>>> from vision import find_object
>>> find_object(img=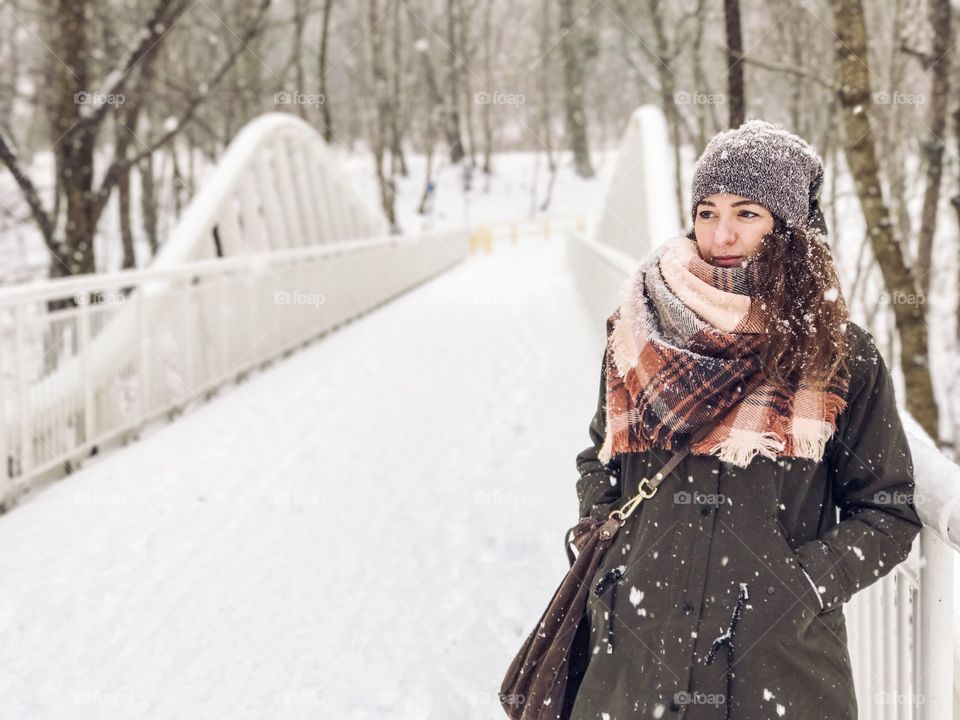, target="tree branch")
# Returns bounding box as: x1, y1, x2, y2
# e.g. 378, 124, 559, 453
0, 130, 55, 243
83, 0, 193, 128
736, 51, 838, 91
91, 0, 273, 221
